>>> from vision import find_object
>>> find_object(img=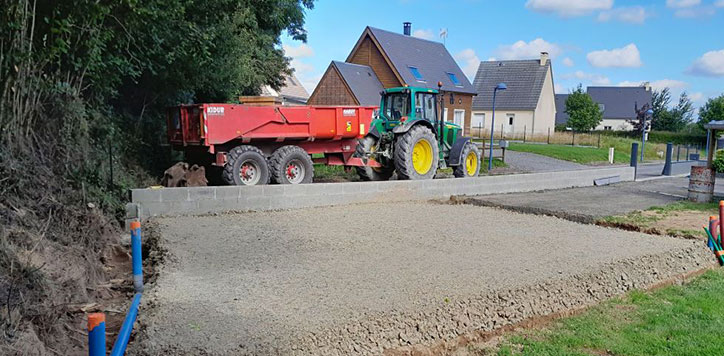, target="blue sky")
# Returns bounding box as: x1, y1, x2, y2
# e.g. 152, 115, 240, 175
281, 0, 724, 110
